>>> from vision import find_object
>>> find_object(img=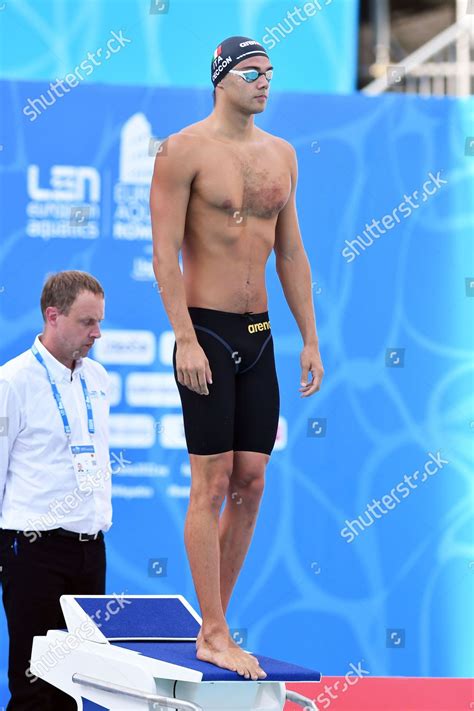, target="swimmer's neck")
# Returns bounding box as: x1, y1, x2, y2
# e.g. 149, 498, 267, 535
208, 104, 257, 143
